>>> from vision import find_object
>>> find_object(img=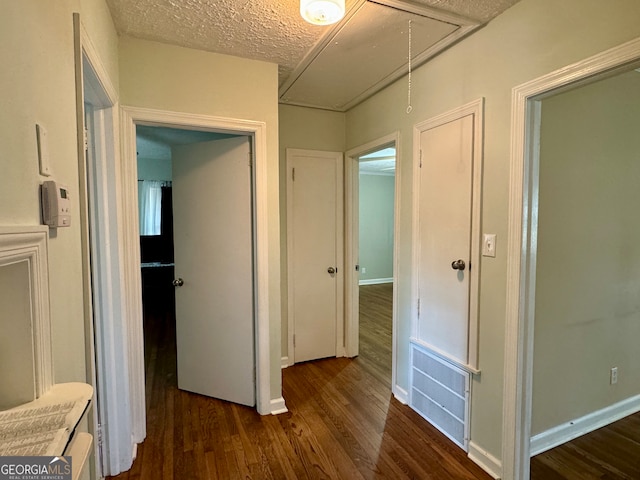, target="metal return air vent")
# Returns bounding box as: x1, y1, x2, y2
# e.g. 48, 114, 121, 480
410, 342, 470, 450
